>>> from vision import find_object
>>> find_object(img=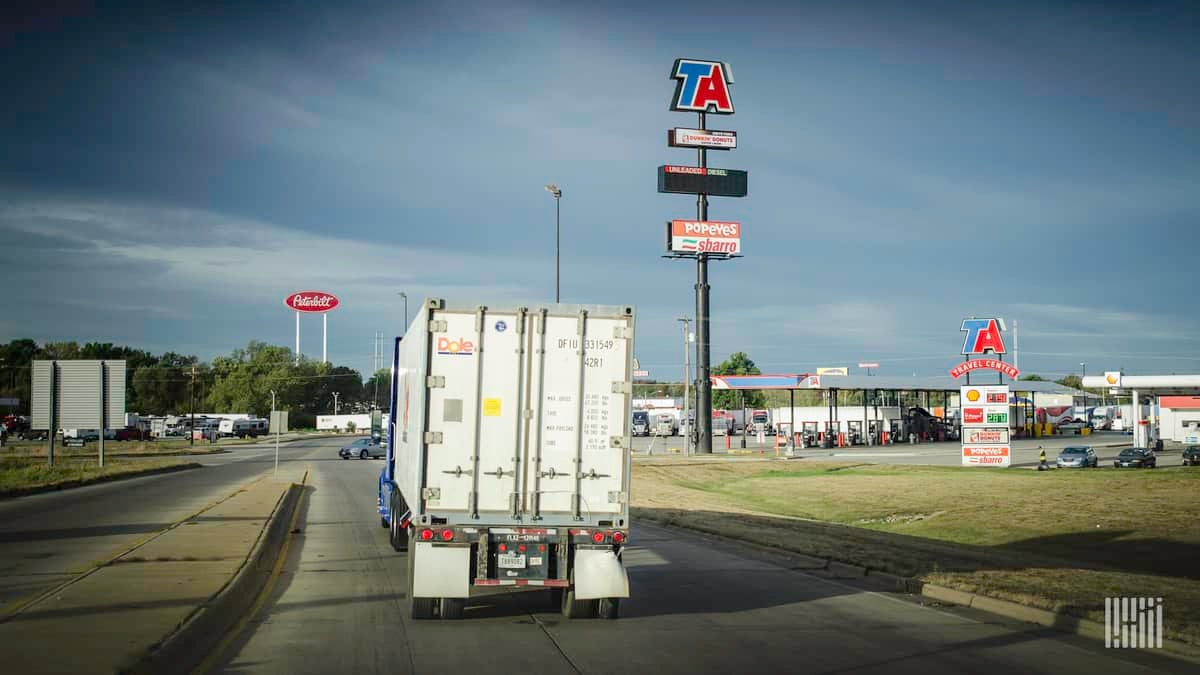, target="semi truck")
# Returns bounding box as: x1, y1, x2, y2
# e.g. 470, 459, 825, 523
378, 299, 633, 620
